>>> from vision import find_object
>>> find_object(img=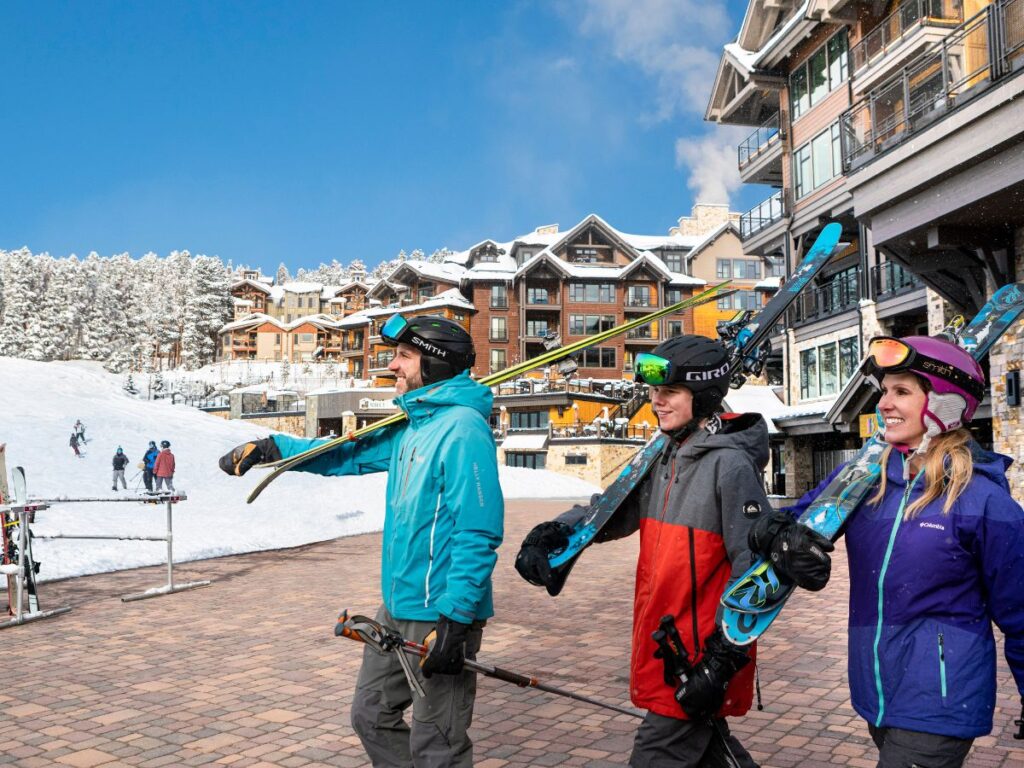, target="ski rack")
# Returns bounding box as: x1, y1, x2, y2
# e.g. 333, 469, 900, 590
0, 500, 71, 629
1, 492, 210, 630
